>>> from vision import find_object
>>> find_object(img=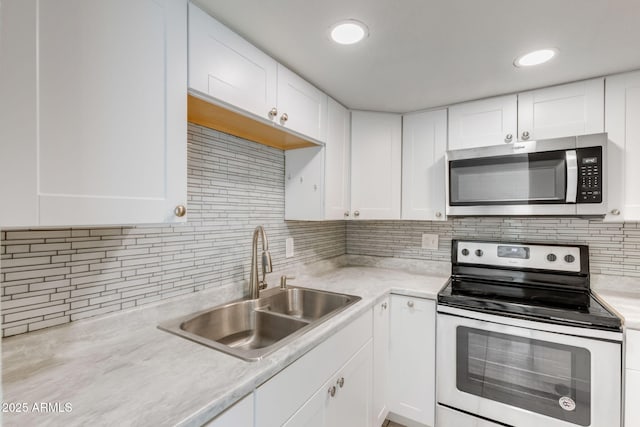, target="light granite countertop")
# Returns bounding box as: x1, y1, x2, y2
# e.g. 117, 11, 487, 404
3, 255, 640, 427
592, 274, 640, 330
1, 256, 449, 427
